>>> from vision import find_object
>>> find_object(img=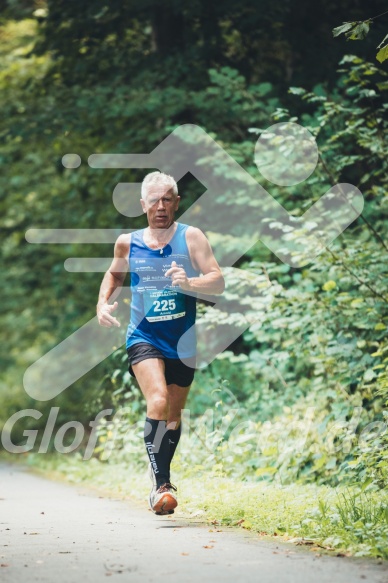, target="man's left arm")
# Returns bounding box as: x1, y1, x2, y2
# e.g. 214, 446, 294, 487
165, 227, 224, 295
